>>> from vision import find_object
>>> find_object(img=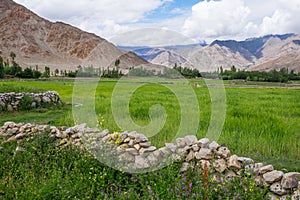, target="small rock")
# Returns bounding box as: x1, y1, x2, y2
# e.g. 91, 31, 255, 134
124, 137, 131, 143
135, 134, 148, 143
118, 152, 135, 163
128, 139, 134, 147
185, 151, 194, 162
15, 132, 27, 140
135, 155, 150, 169
125, 148, 139, 155
165, 143, 177, 153
281, 172, 300, 189
225, 170, 237, 178
259, 165, 274, 174
191, 144, 199, 152
128, 131, 137, 139
270, 182, 288, 196
139, 142, 151, 148
216, 146, 231, 158
7, 105, 14, 111
176, 138, 186, 148
228, 155, 242, 169
15, 146, 25, 152
184, 135, 198, 146
197, 138, 210, 147
134, 144, 141, 151
213, 159, 227, 173
180, 162, 190, 172
98, 129, 109, 138
263, 170, 284, 184
209, 141, 220, 151
195, 148, 212, 160
140, 146, 157, 154
7, 135, 17, 142
237, 157, 254, 165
